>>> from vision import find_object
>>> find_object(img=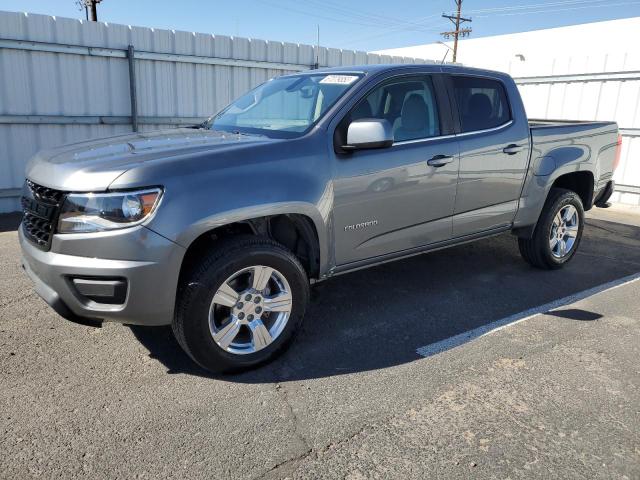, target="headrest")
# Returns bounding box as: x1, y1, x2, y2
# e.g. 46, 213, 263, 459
401, 94, 429, 131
